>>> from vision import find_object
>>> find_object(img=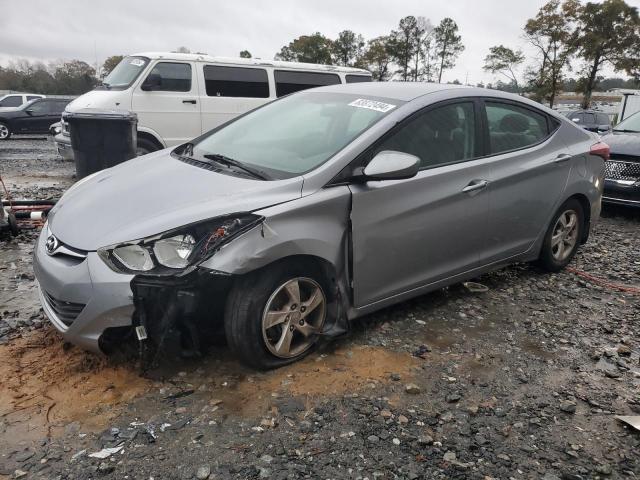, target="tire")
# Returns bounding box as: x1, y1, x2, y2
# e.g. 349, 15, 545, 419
136, 137, 159, 156
537, 198, 584, 272
224, 261, 332, 369
0, 122, 11, 140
